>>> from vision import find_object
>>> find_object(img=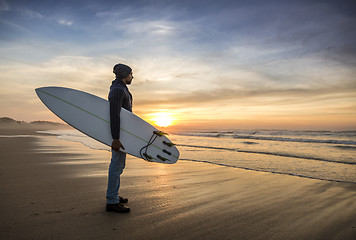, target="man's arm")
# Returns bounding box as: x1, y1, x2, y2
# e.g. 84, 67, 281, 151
109, 88, 125, 152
